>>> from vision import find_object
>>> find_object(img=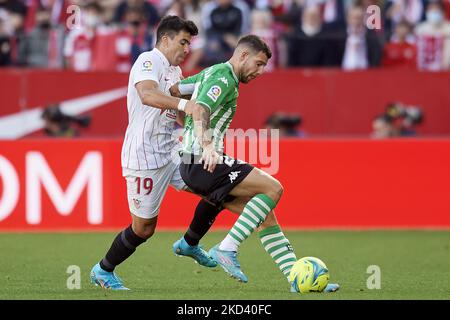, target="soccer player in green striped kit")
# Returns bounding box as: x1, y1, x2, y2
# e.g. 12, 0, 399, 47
171, 35, 339, 293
